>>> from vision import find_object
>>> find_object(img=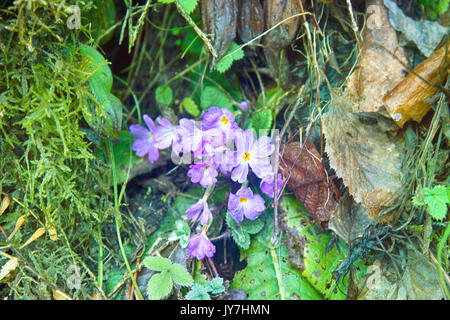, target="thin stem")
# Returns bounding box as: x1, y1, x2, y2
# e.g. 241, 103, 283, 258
97, 223, 103, 289
437, 222, 450, 299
